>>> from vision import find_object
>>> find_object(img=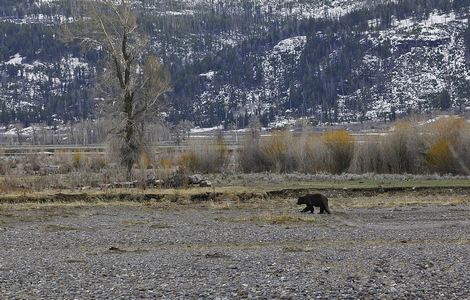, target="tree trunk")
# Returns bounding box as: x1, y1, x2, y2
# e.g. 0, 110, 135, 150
124, 91, 134, 181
